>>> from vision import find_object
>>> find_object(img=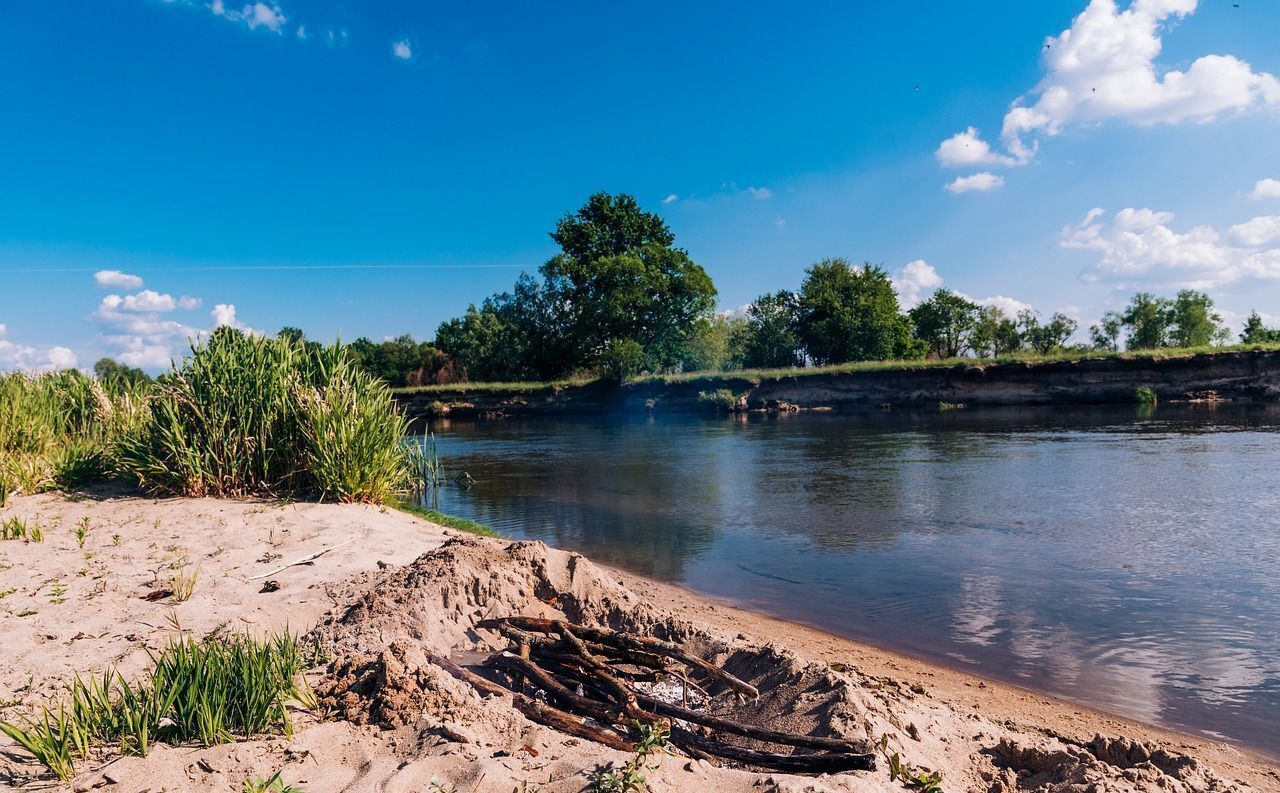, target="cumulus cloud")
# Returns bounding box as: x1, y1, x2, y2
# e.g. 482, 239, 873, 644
935, 128, 1020, 168
746, 186, 772, 200
1251, 178, 1280, 200
392, 38, 412, 60
941, 0, 1280, 167
892, 259, 945, 309
94, 270, 144, 290
945, 172, 1005, 194
1062, 204, 1280, 287
210, 1, 287, 33
0, 323, 78, 373
178, 296, 202, 310
977, 294, 1034, 317
211, 304, 260, 336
